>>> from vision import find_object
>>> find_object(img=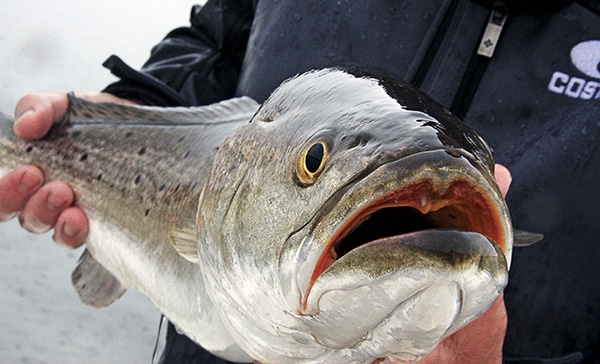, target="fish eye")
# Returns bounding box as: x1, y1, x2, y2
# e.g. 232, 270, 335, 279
297, 142, 329, 186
